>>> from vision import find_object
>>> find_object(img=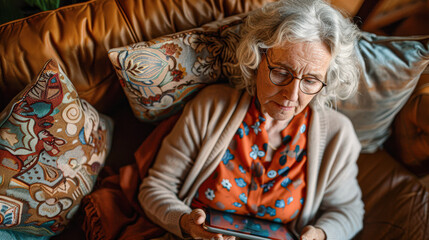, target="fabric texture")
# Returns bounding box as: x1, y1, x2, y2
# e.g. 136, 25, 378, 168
139, 84, 364, 240
81, 114, 180, 240
338, 33, 429, 153
0, 60, 113, 237
108, 14, 245, 122
192, 100, 309, 223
